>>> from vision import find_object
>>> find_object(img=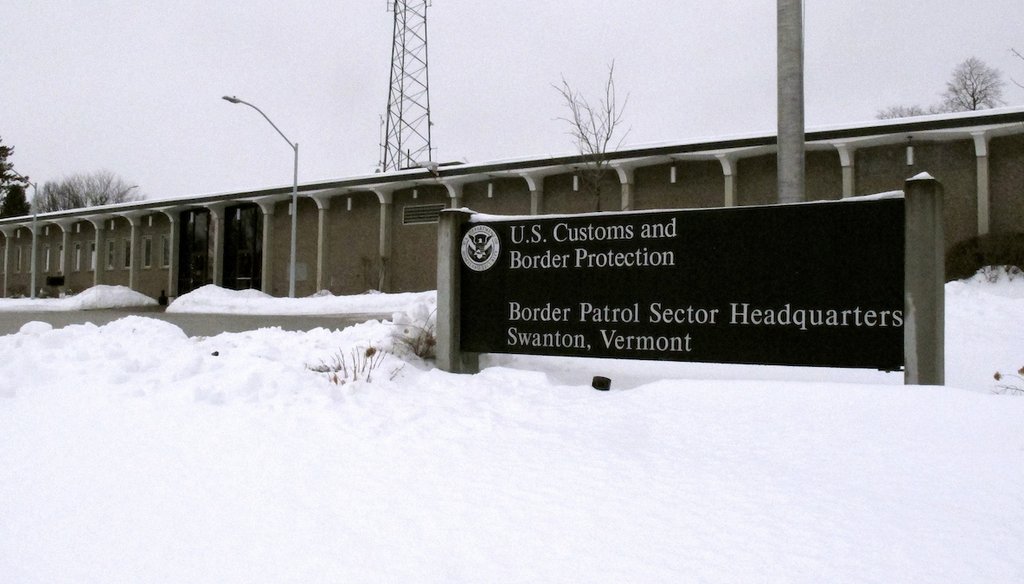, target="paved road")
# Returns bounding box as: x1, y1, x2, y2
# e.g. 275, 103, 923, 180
0, 307, 389, 337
